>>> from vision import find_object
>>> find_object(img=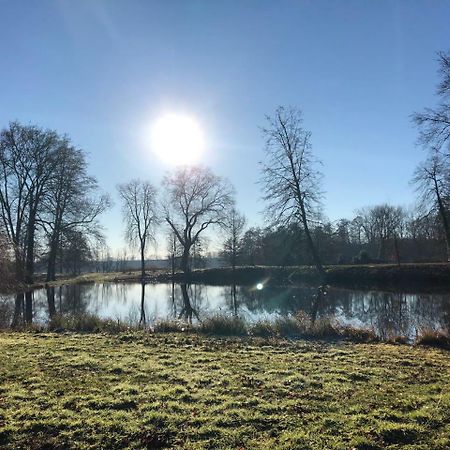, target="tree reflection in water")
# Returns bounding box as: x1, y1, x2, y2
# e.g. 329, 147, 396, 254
178, 284, 200, 323
139, 282, 146, 325
0, 282, 448, 340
